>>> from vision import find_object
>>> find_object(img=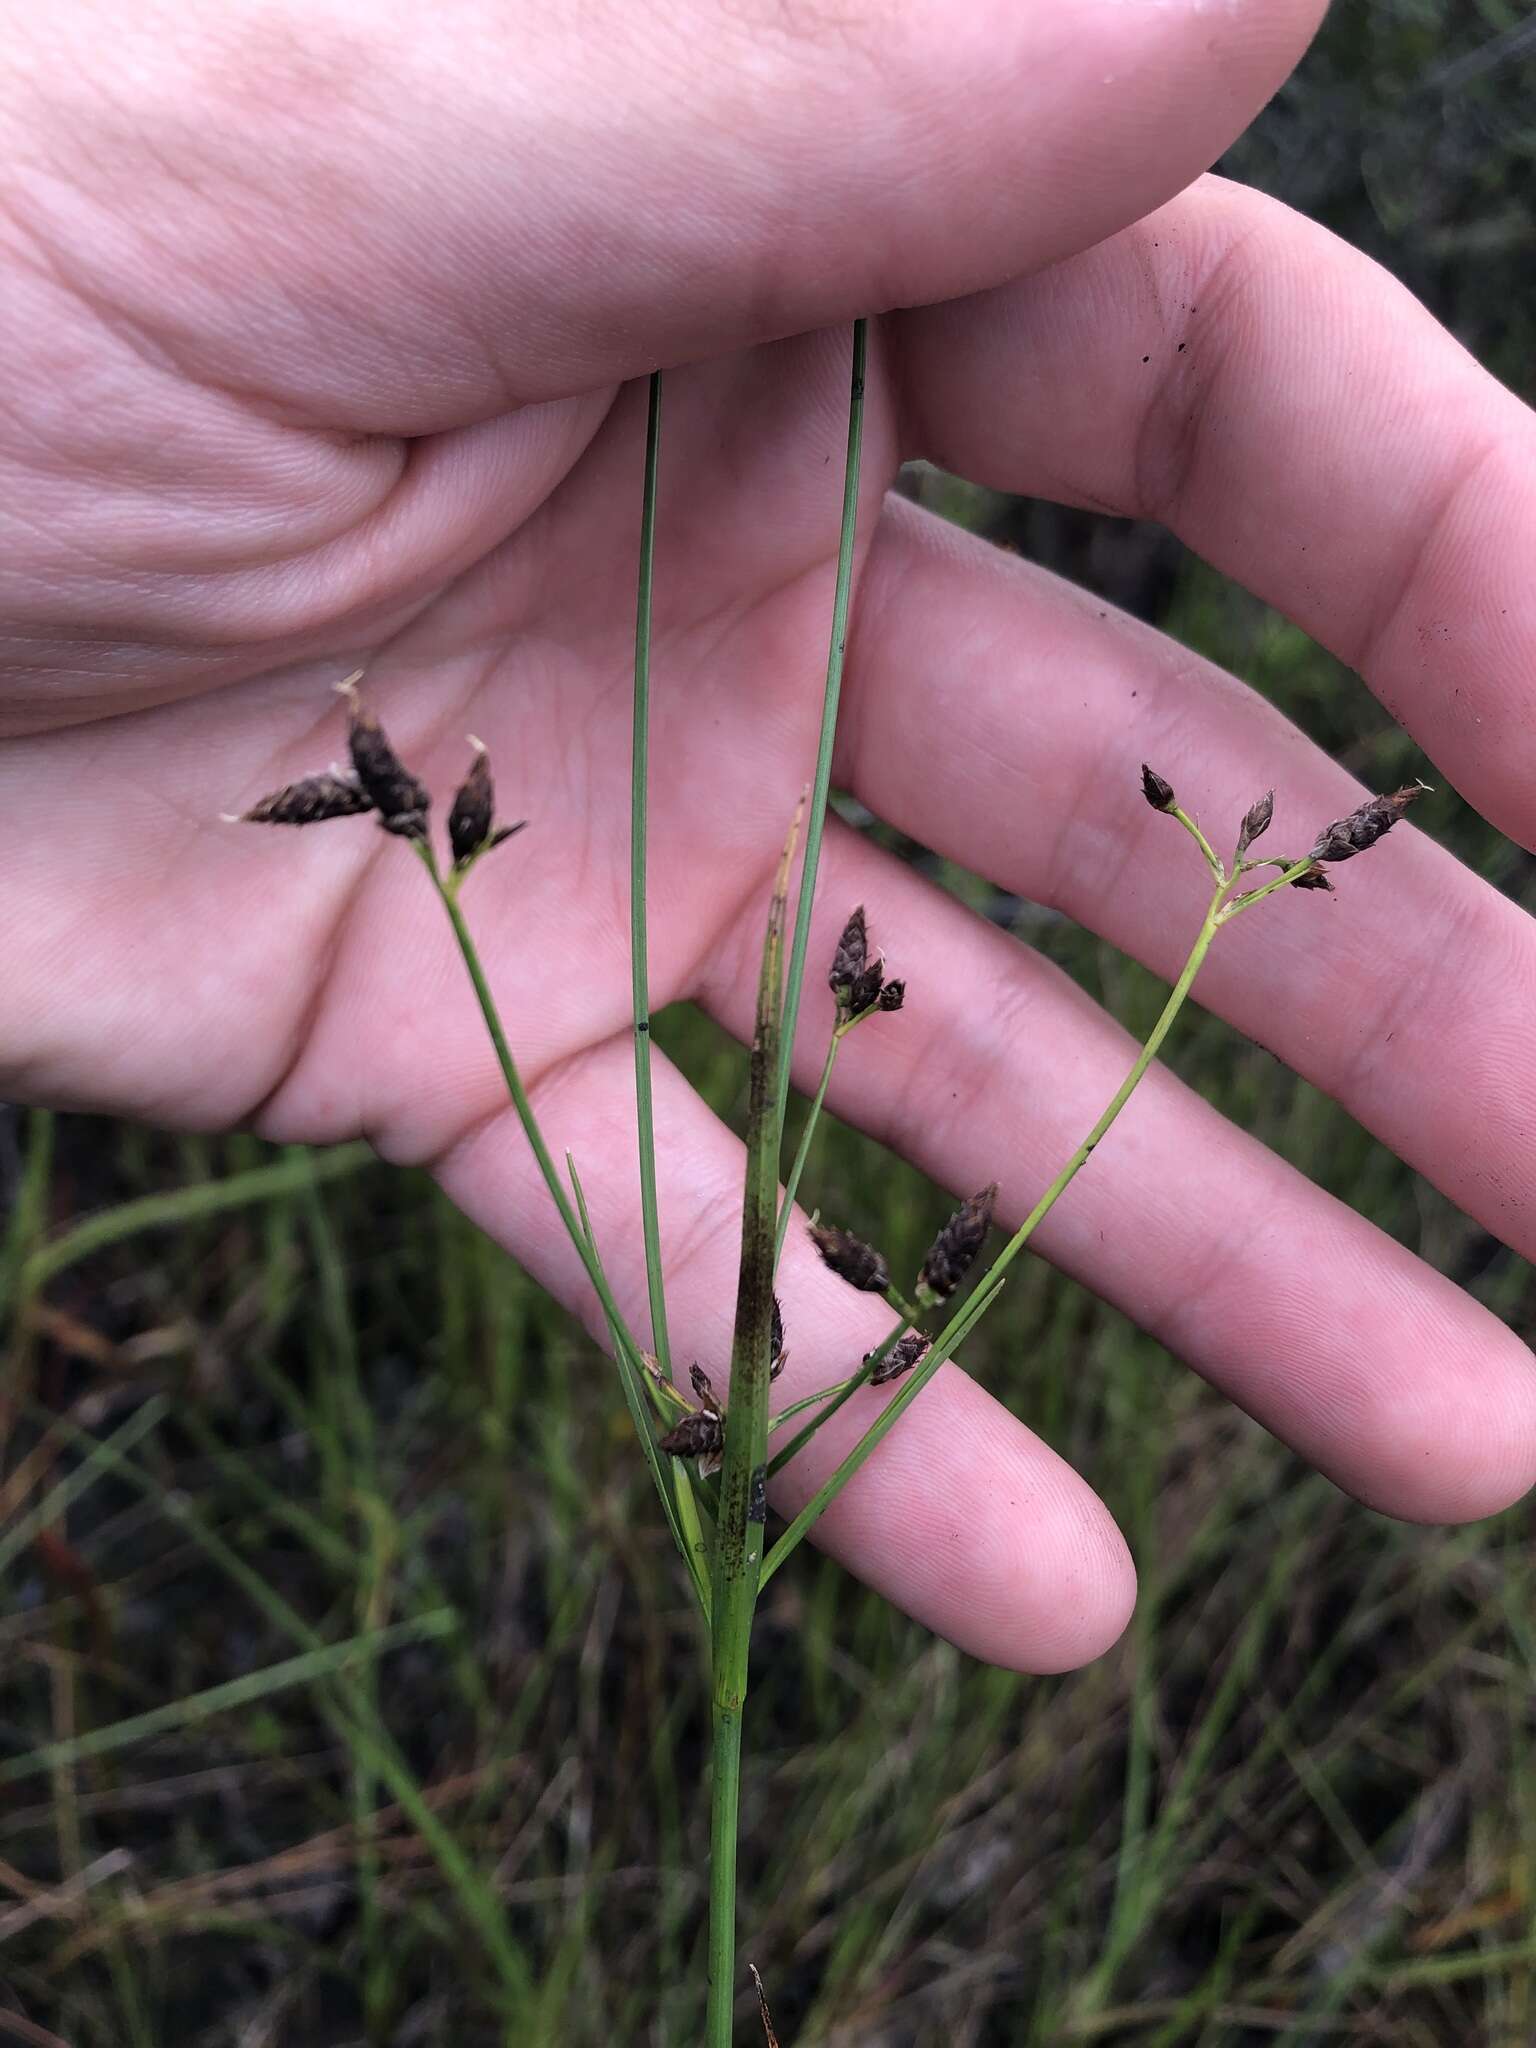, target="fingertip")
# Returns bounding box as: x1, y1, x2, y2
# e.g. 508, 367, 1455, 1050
801, 1361, 1138, 1674
1345, 1319, 1536, 1527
